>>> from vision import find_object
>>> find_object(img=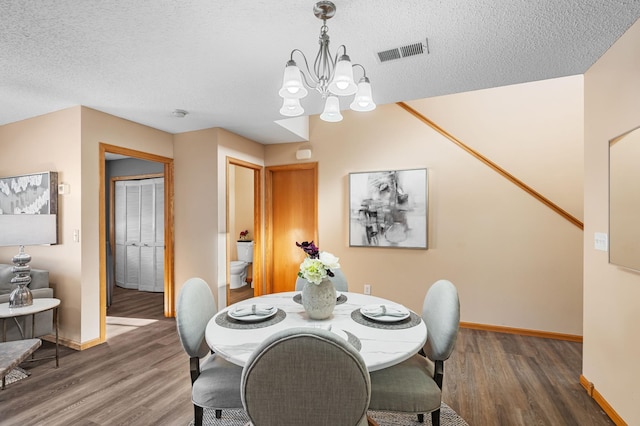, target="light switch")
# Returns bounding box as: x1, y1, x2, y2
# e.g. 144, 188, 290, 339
594, 232, 608, 251
73, 229, 80, 243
